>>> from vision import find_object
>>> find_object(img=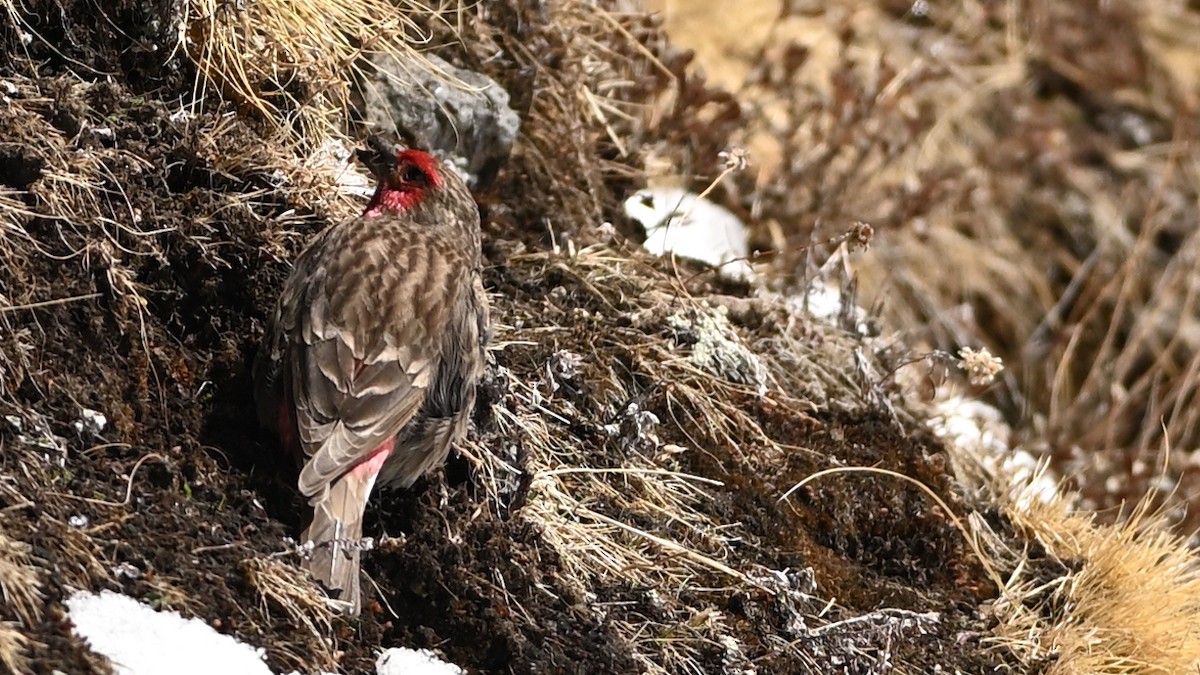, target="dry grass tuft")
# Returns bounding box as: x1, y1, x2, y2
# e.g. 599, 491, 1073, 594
984, 487, 1200, 675
182, 0, 461, 146
0, 532, 42, 628
934, 366, 1200, 674
241, 557, 337, 666
0, 621, 33, 675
